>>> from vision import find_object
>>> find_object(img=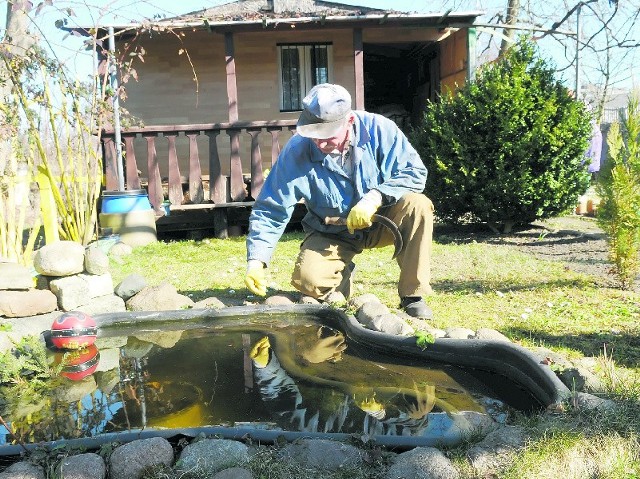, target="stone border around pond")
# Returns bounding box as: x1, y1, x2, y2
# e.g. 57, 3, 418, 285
0, 242, 619, 478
